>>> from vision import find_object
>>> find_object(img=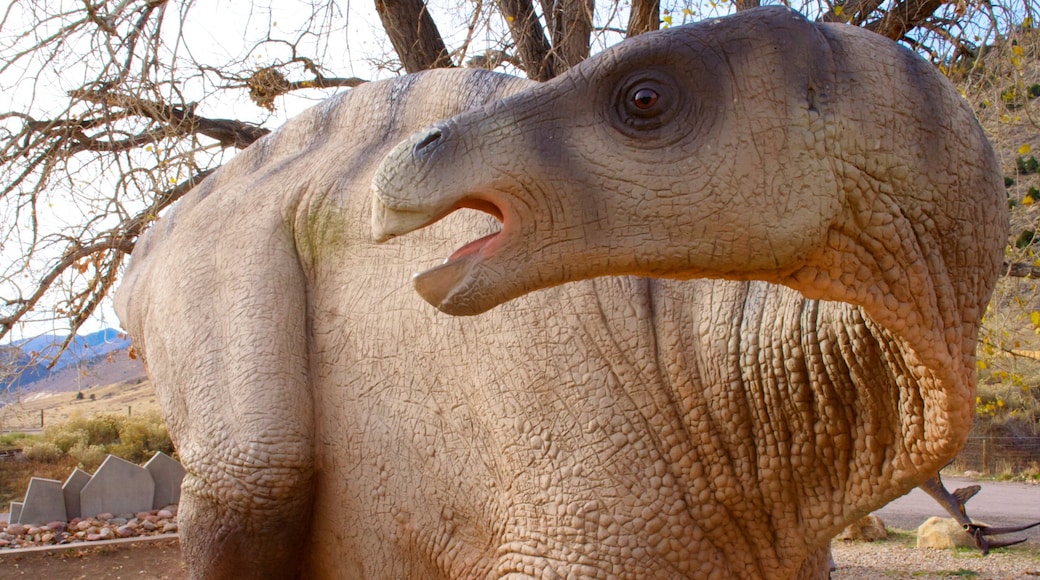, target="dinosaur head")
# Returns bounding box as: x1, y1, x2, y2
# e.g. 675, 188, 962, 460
371, 7, 1006, 366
